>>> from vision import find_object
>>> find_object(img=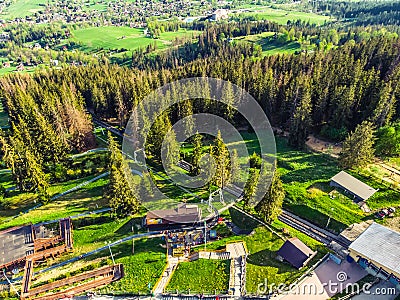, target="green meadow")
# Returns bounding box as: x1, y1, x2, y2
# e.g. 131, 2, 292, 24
234, 6, 331, 25
1, 0, 48, 19
70, 27, 200, 52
